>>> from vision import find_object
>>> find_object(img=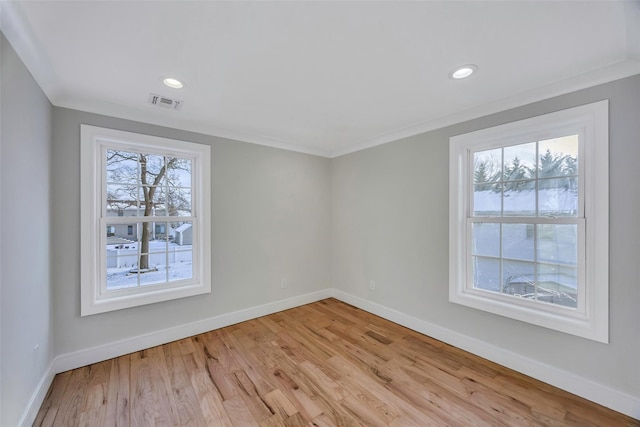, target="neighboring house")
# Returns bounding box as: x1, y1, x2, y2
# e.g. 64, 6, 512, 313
174, 223, 192, 246
105, 206, 171, 241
